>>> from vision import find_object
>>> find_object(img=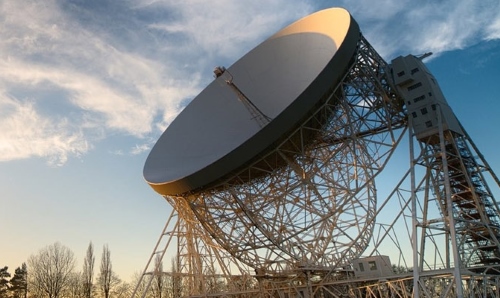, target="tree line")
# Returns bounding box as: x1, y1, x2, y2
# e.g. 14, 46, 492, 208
1, 242, 128, 298
3, 242, 259, 298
